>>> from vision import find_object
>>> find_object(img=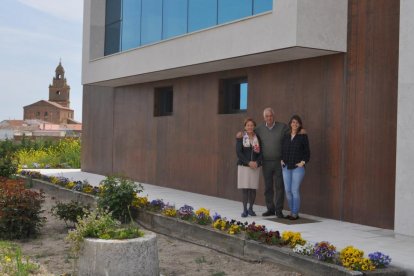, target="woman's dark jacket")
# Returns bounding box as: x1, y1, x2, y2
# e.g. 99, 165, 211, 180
236, 134, 263, 167
281, 134, 310, 169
